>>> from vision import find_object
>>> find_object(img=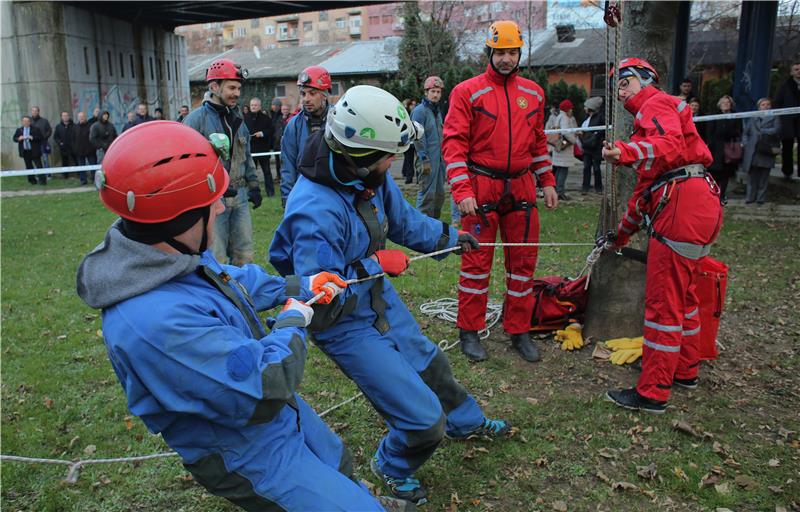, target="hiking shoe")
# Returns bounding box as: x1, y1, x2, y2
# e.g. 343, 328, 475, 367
673, 377, 698, 390
460, 329, 488, 362
377, 496, 417, 512
510, 333, 541, 362
606, 388, 666, 414
448, 417, 512, 440
370, 457, 428, 506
